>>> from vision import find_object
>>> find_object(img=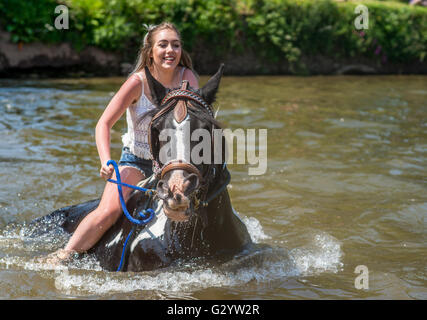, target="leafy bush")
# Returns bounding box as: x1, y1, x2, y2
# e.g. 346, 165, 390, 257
357, 1, 427, 62
0, 0, 425, 71
245, 0, 427, 66
0, 0, 64, 43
